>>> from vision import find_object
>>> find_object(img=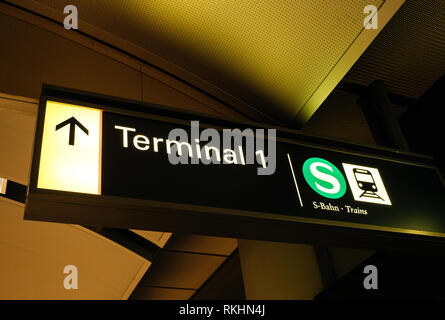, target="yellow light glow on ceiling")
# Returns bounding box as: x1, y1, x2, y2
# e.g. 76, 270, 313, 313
142, 0, 387, 122
134, 0, 380, 118
32, 0, 404, 123
37, 101, 102, 195
41, 0, 383, 120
